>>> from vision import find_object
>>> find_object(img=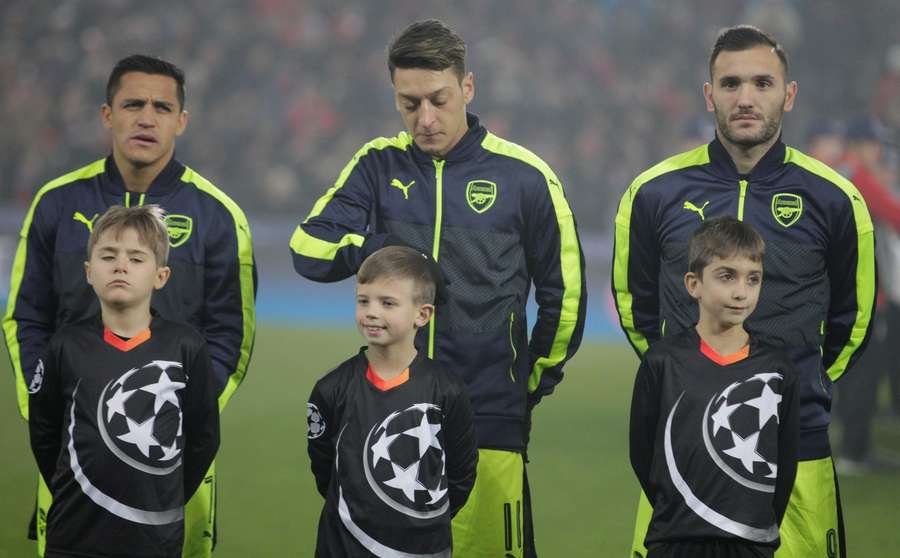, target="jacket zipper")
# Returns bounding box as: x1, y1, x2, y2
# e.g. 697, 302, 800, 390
428, 159, 445, 359
737, 179, 748, 221
508, 312, 517, 382
124, 192, 147, 207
